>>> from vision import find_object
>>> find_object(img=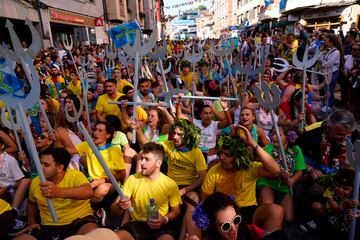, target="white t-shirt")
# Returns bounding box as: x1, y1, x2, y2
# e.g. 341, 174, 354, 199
193, 119, 219, 149
0, 153, 24, 187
